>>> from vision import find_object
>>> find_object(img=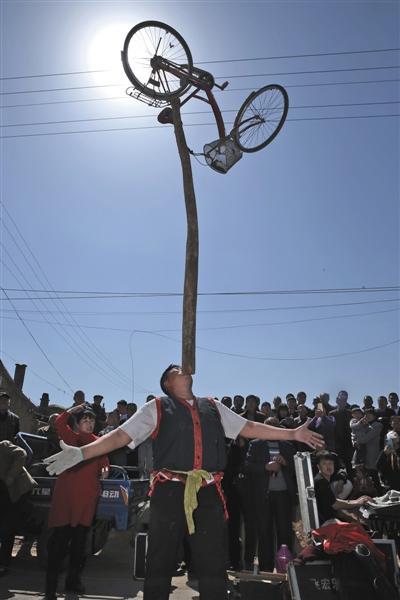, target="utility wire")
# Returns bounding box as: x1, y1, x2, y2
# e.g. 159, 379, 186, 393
1, 64, 399, 96
1, 47, 399, 80
1, 350, 68, 395
1, 288, 74, 392
1, 222, 131, 388
2, 285, 399, 296
0, 202, 131, 385
3, 78, 400, 110
2, 100, 399, 129
0, 297, 399, 316
1, 113, 399, 140
1, 306, 398, 333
